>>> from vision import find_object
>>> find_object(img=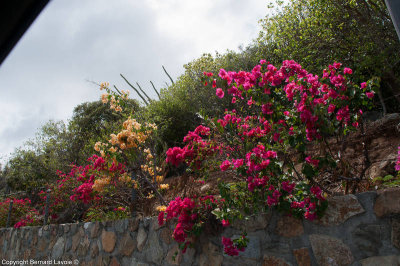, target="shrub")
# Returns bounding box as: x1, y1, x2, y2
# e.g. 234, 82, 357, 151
162, 59, 375, 255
